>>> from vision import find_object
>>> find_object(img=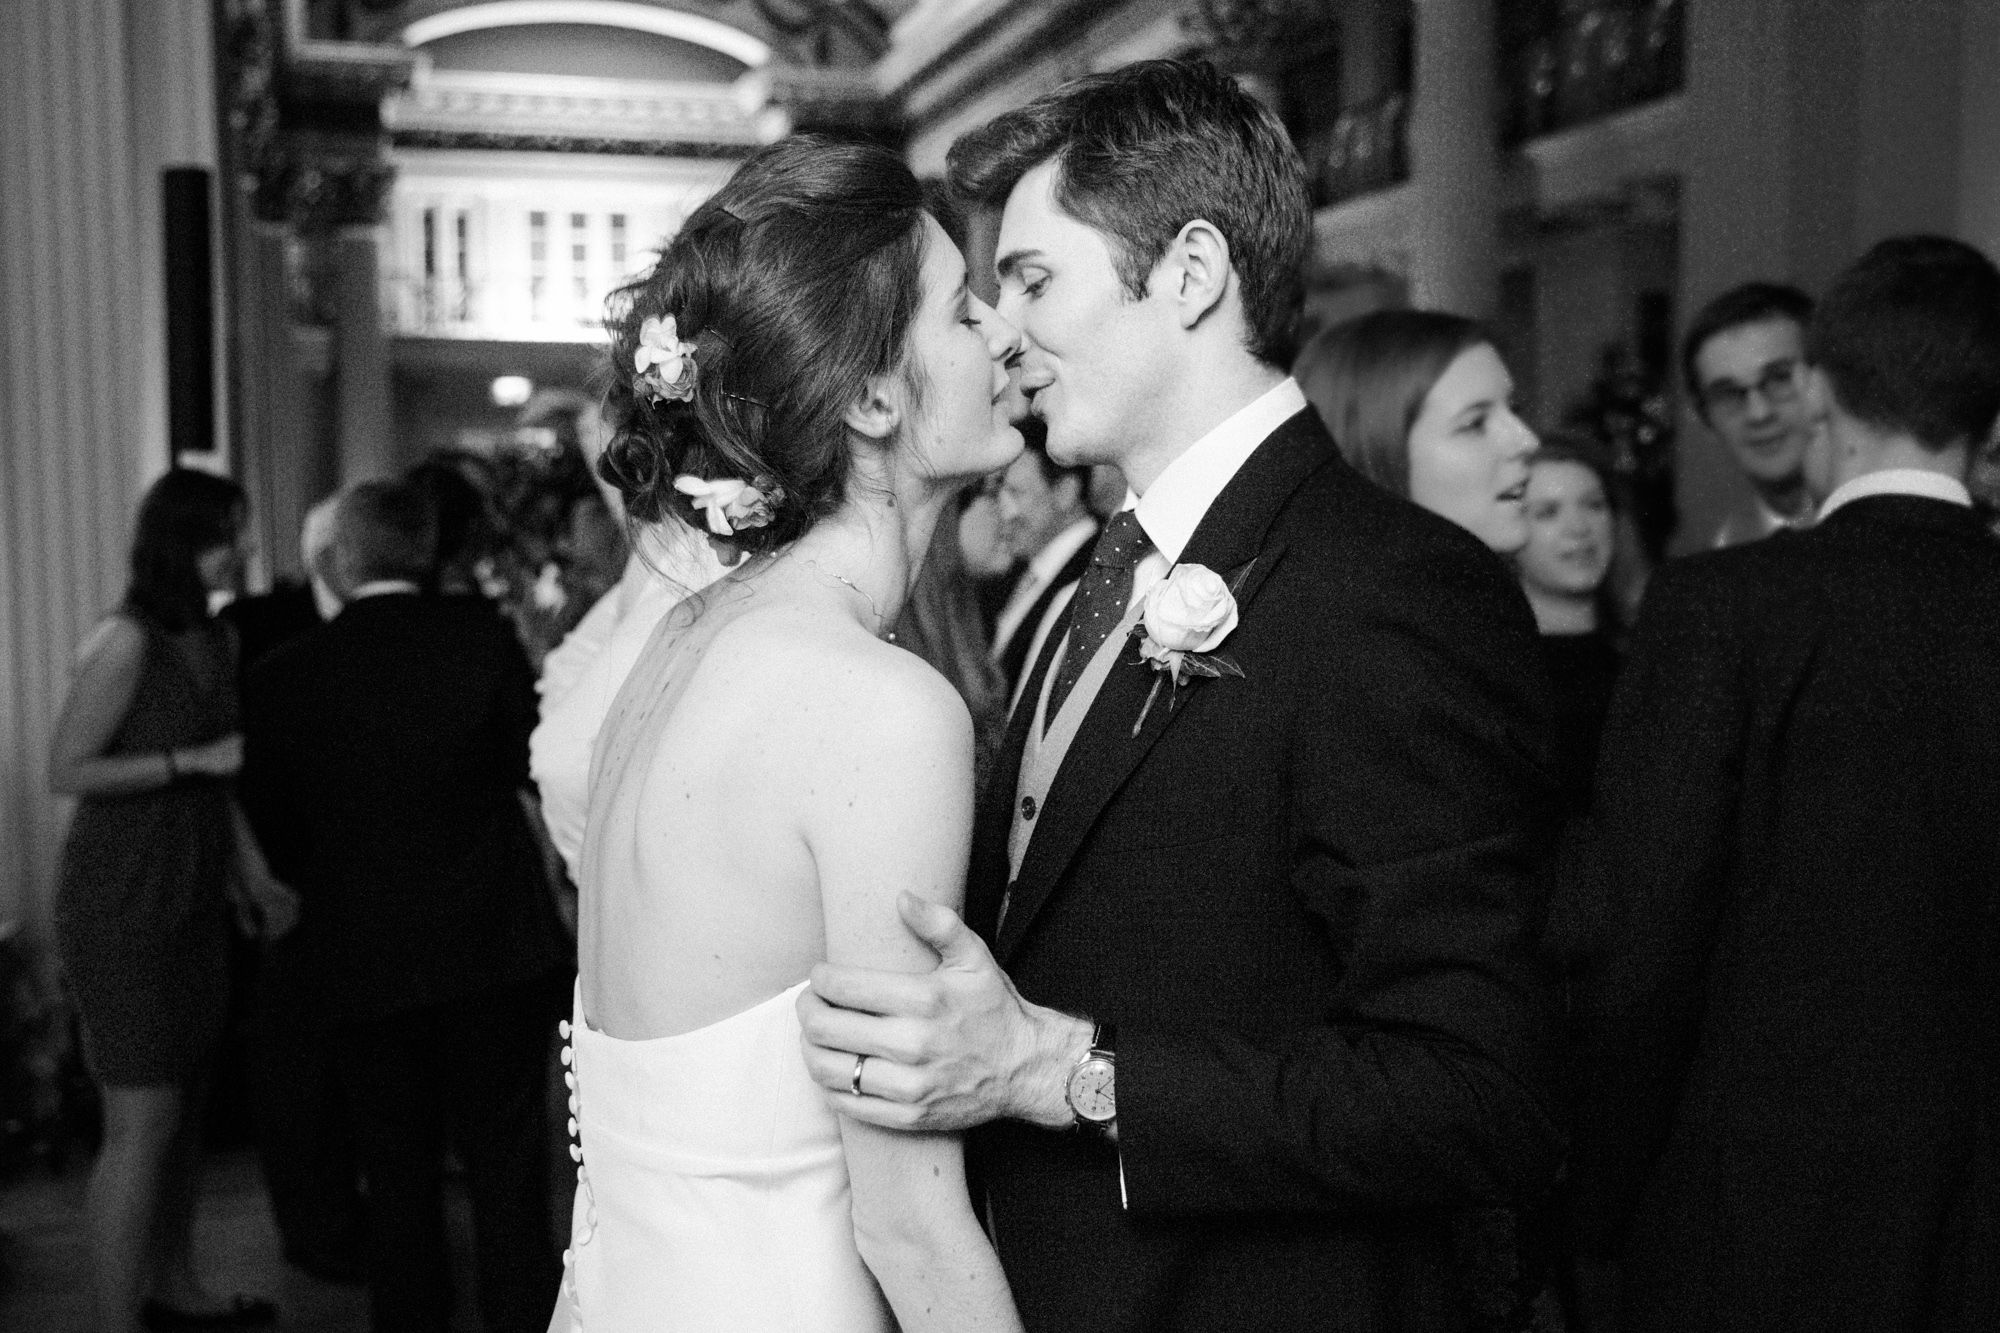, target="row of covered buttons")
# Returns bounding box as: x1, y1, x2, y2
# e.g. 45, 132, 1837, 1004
557, 1017, 594, 1331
